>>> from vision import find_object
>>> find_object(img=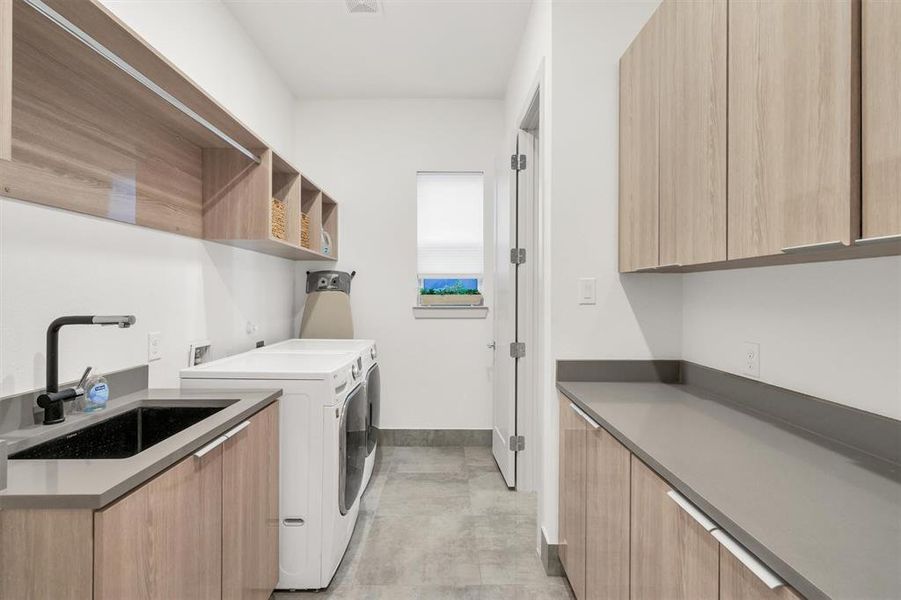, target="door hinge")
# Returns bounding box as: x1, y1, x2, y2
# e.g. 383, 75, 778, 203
510, 154, 527, 171
510, 248, 526, 265
509, 342, 526, 359
509, 435, 526, 452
